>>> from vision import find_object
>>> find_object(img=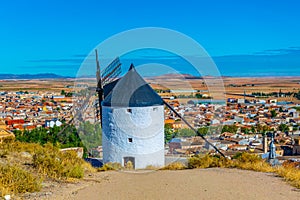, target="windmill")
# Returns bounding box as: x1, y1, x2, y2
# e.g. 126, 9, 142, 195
59, 53, 224, 159
100, 62, 225, 168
